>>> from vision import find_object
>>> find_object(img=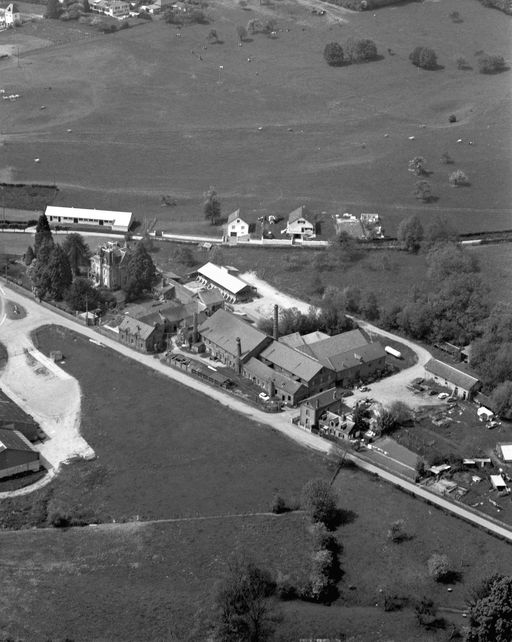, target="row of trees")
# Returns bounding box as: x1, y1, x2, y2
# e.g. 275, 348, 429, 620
323, 38, 378, 67
257, 302, 355, 337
